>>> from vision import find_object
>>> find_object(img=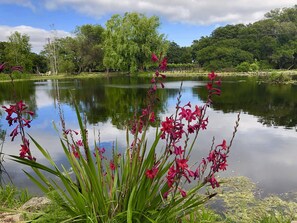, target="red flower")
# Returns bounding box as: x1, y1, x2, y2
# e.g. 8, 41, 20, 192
20, 143, 29, 158
217, 139, 227, 150
76, 139, 83, 147
161, 117, 174, 134
145, 166, 158, 179
160, 57, 167, 71
176, 158, 188, 170
179, 188, 187, 197
11, 66, 23, 72
151, 53, 159, 62
206, 83, 213, 91
71, 144, 80, 158
110, 160, 116, 171
149, 112, 155, 123
0, 63, 6, 72
209, 175, 220, 189
173, 146, 184, 156
219, 161, 228, 171
208, 71, 217, 81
